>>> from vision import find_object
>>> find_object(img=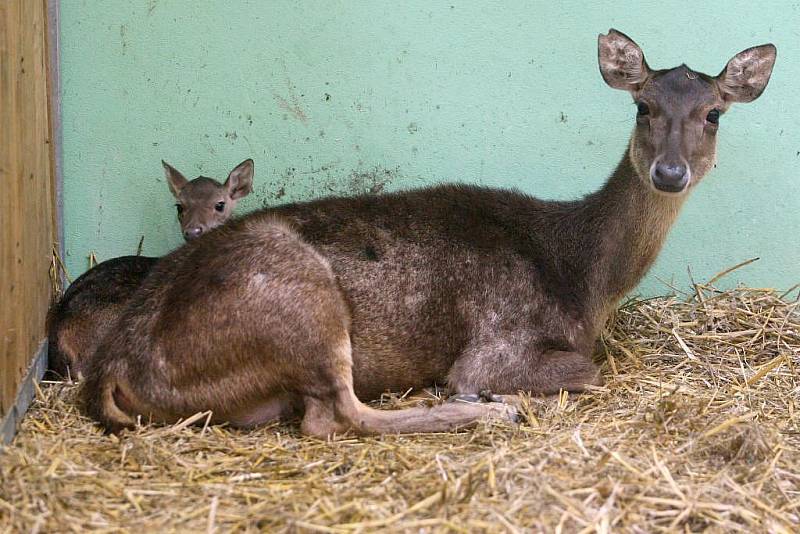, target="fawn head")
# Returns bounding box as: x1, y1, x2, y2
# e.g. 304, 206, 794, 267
598, 29, 776, 195
162, 159, 254, 240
